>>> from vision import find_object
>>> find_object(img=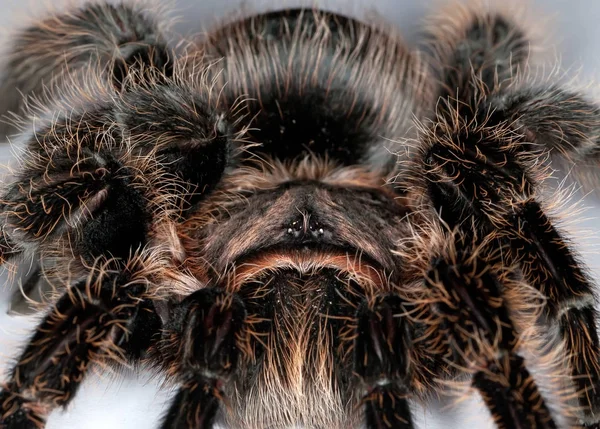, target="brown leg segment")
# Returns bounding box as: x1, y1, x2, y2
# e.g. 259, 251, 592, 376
0, 271, 155, 428
354, 295, 414, 429
157, 288, 246, 429
425, 242, 557, 429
